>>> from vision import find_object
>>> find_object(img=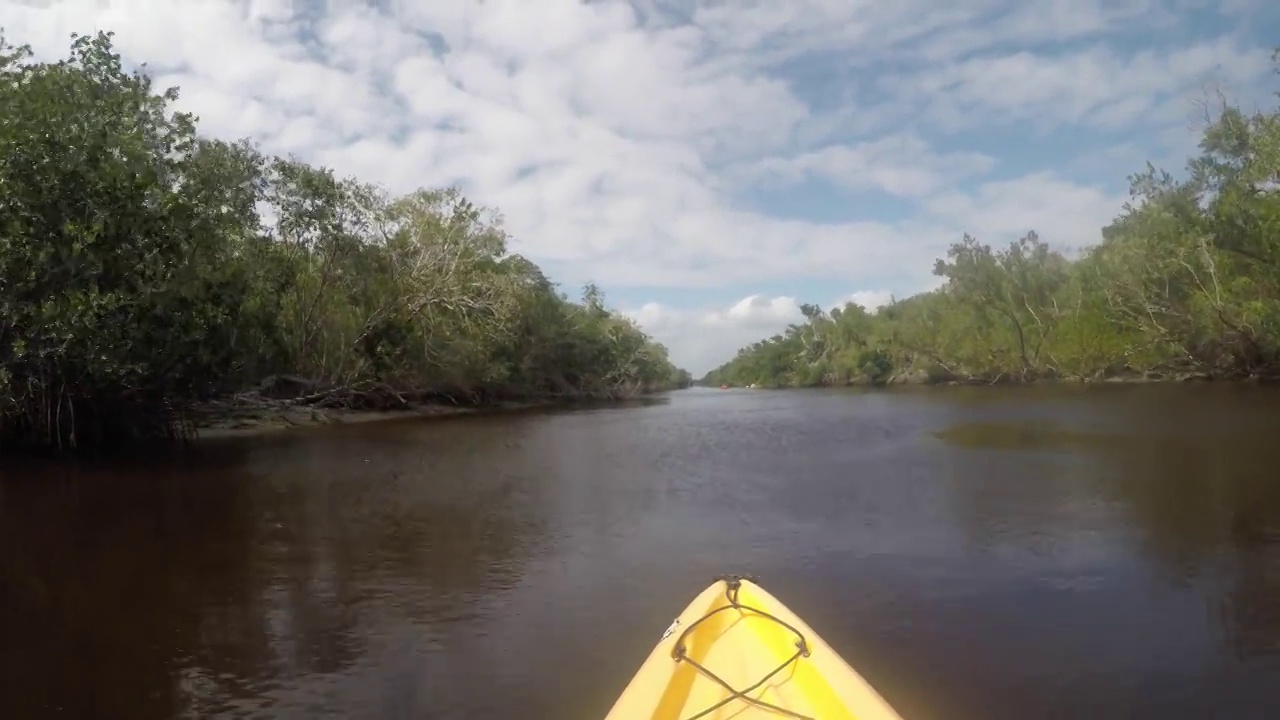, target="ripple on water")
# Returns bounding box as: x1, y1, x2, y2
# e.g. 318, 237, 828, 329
3, 385, 1280, 719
